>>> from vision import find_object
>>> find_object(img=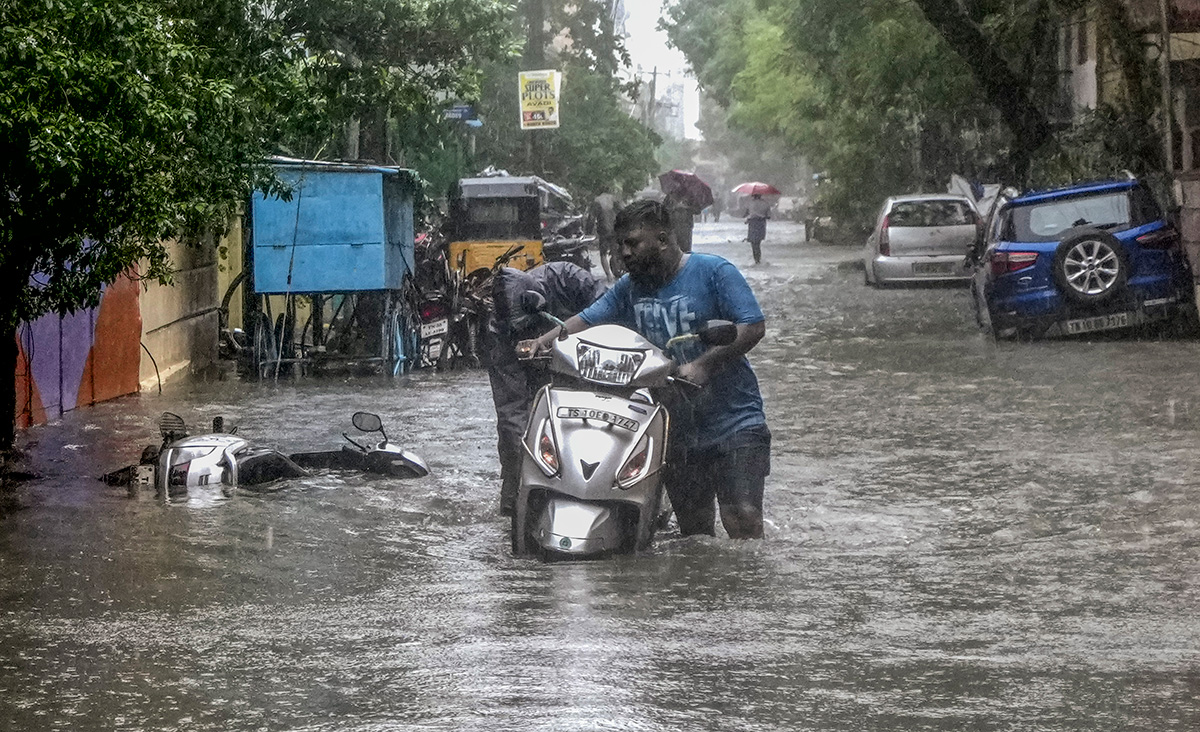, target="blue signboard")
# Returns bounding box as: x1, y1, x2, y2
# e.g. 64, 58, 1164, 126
444, 104, 476, 121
